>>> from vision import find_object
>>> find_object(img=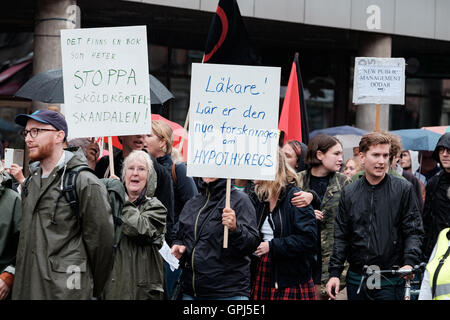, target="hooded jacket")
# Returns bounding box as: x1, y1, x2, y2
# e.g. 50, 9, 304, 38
12, 148, 114, 300
0, 171, 21, 277
95, 150, 175, 245
423, 133, 450, 259
103, 164, 167, 300
329, 174, 424, 279
173, 178, 260, 299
